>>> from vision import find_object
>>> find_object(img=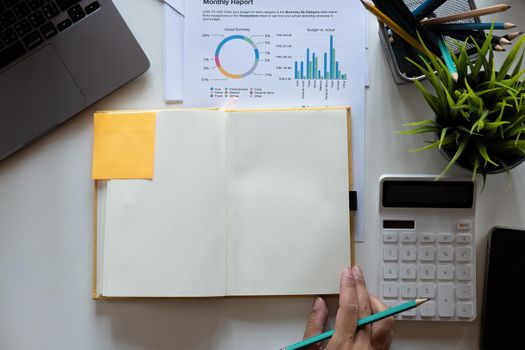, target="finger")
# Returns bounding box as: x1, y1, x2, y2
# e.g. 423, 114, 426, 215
352, 265, 372, 348
303, 297, 329, 350
370, 295, 394, 350
331, 267, 359, 347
